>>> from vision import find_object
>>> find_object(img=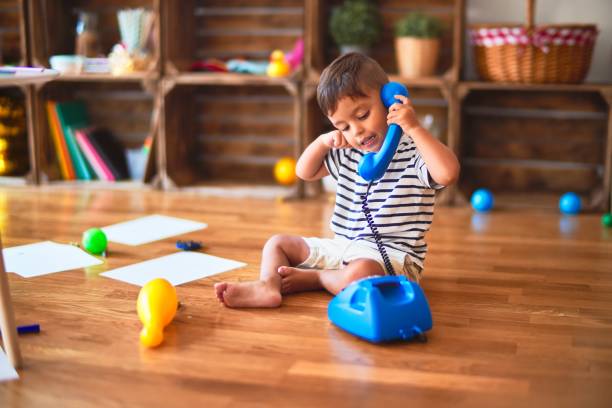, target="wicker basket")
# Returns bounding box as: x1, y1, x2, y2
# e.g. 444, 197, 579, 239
469, 0, 598, 83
